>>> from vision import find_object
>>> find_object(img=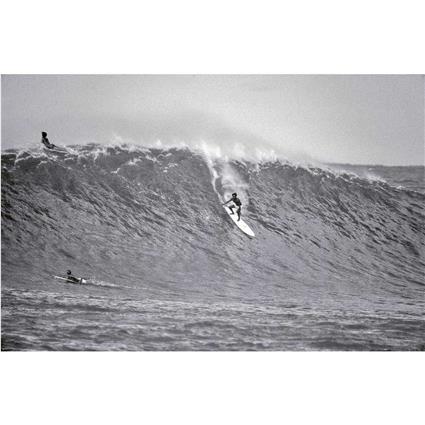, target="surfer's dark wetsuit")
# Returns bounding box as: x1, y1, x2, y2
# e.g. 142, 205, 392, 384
41, 131, 56, 150
66, 270, 81, 284
223, 193, 242, 221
